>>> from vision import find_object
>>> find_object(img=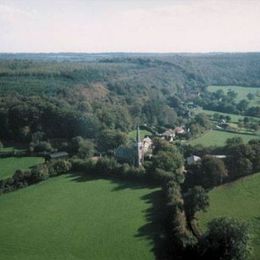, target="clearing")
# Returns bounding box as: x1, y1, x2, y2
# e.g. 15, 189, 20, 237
208, 85, 260, 107
128, 129, 152, 141
189, 130, 259, 147
0, 157, 44, 179
0, 173, 160, 260
197, 172, 260, 260
198, 109, 259, 123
